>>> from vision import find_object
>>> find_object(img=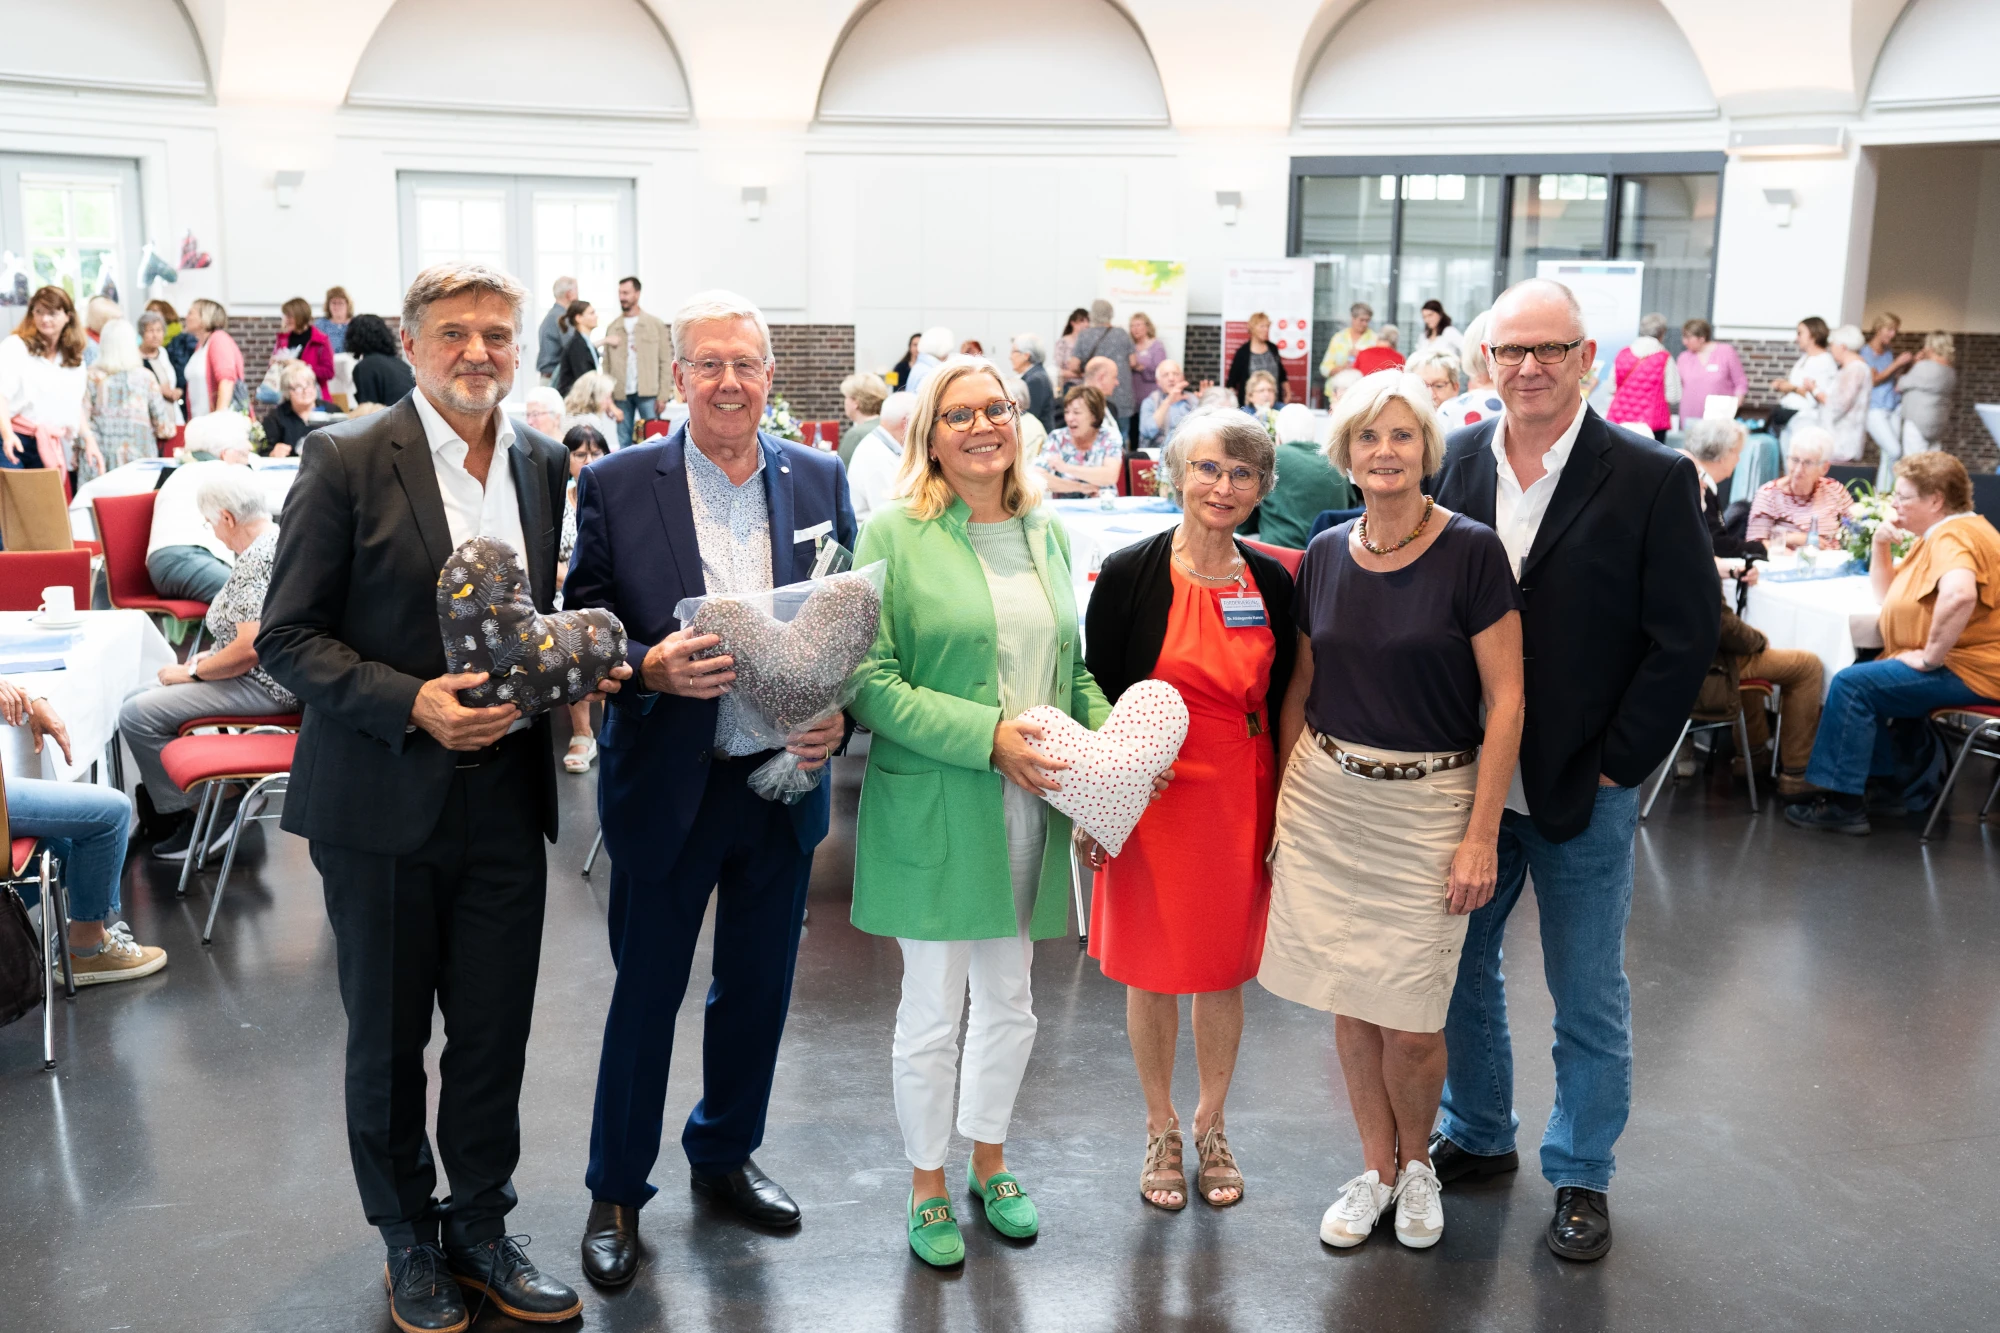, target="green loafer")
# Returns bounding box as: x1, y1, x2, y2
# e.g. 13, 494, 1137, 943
908, 1192, 964, 1267
967, 1162, 1039, 1239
